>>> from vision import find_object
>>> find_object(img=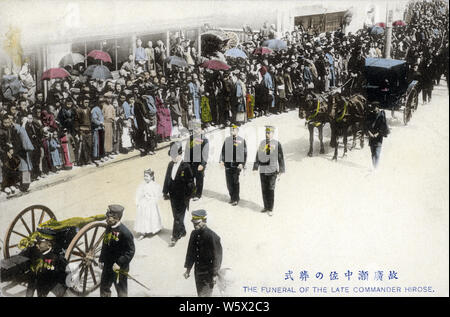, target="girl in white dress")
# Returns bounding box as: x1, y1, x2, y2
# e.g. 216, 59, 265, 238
134, 168, 163, 240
